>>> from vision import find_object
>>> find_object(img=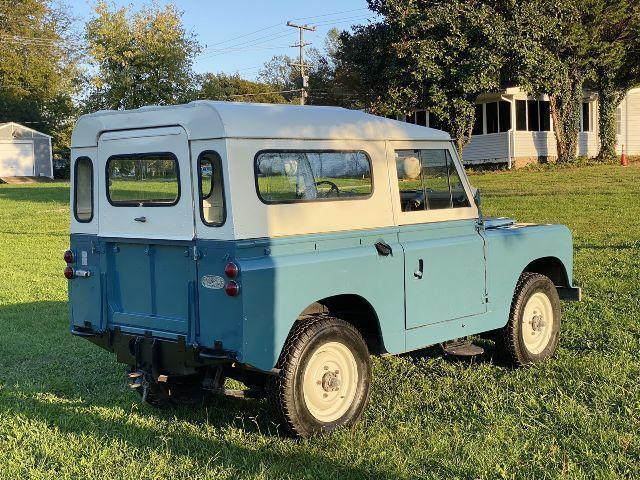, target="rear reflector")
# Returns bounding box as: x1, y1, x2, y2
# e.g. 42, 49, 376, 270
225, 280, 240, 296
224, 262, 239, 279
63, 250, 74, 264
64, 266, 75, 279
